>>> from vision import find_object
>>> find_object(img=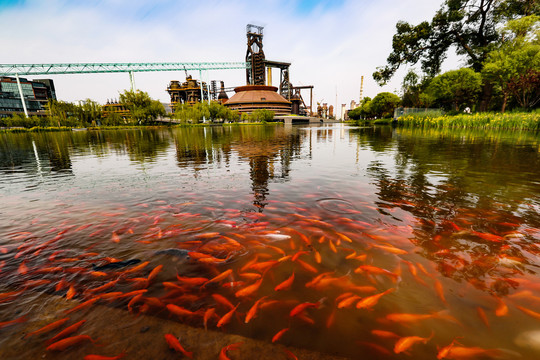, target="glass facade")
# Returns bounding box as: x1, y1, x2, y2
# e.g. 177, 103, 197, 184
0, 77, 55, 115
